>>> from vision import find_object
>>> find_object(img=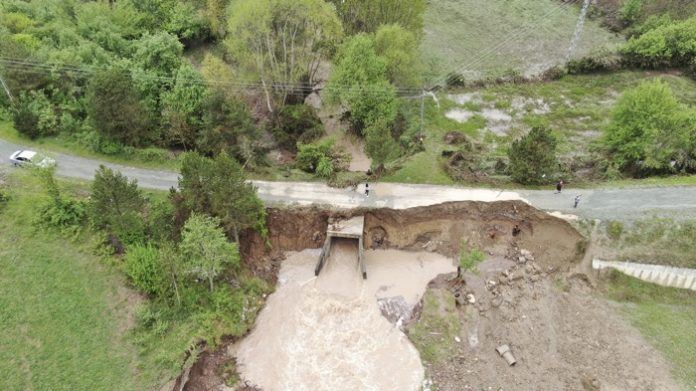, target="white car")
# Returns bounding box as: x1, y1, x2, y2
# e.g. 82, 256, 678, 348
9, 150, 56, 168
